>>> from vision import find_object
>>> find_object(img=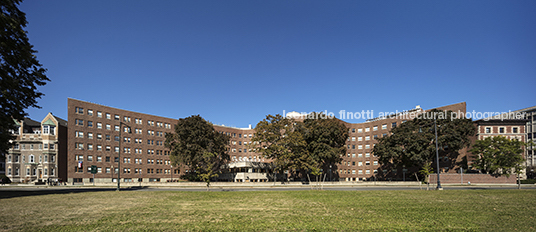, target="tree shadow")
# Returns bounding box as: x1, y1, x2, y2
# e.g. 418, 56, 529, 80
0, 186, 148, 199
